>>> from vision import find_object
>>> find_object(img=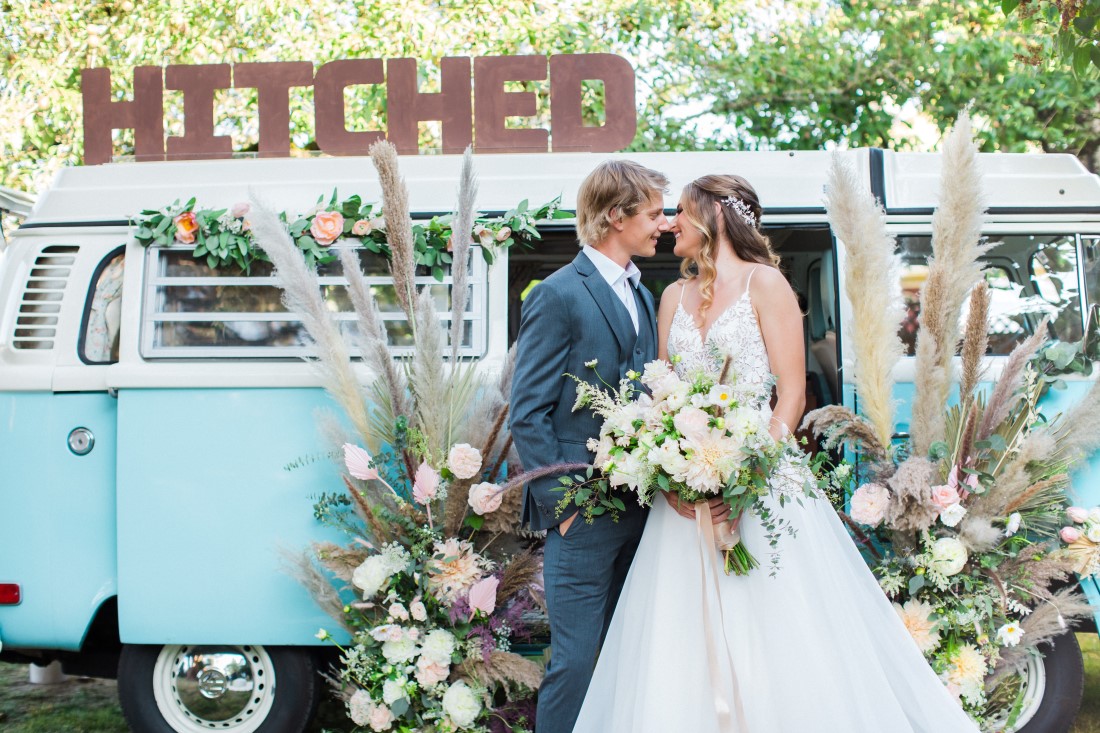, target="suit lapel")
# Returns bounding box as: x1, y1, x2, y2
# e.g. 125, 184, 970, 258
572, 252, 635, 356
